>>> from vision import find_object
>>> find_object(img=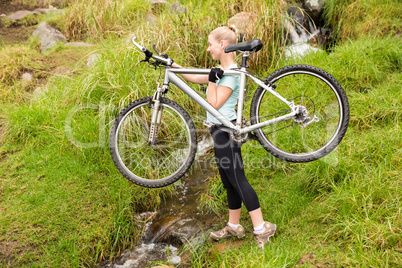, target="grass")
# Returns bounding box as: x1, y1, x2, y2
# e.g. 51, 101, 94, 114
0, 0, 401, 267
323, 0, 402, 41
